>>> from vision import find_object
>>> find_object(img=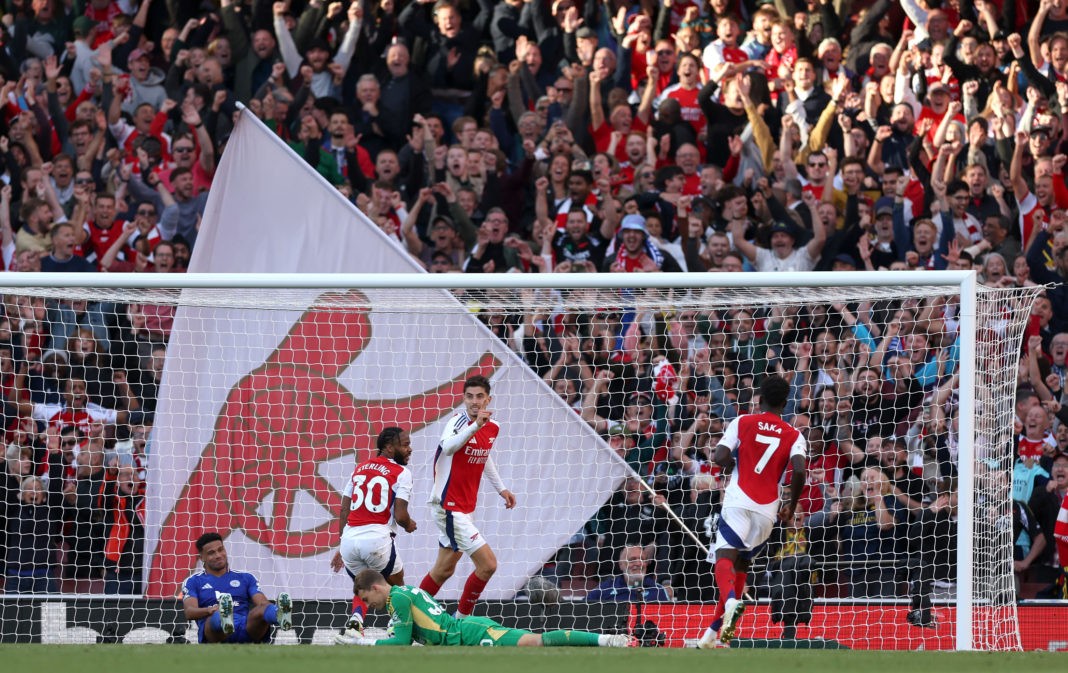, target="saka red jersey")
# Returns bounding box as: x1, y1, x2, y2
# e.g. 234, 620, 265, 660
432, 410, 500, 514
343, 456, 413, 533
719, 412, 807, 519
